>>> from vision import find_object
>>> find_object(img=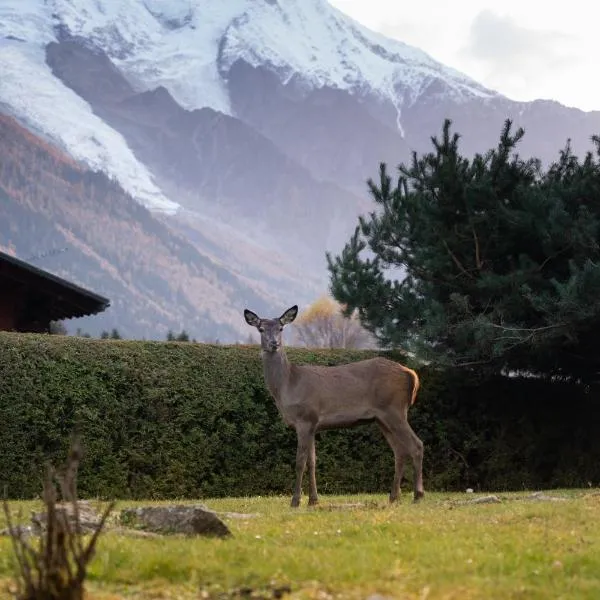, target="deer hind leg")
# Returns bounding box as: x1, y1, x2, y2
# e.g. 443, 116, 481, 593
291, 422, 315, 508
394, 419, 425, 503
377, 421, 406, 503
